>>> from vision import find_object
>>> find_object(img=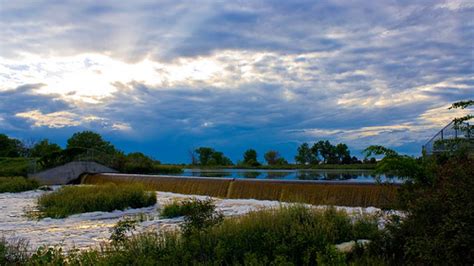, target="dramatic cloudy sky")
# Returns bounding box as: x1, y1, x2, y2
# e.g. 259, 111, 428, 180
1, 0, 473, 163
